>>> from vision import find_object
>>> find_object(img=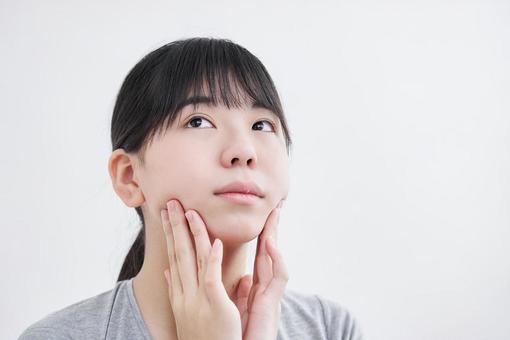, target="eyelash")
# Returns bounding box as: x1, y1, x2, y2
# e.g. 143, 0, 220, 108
184, 115, 277, 132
